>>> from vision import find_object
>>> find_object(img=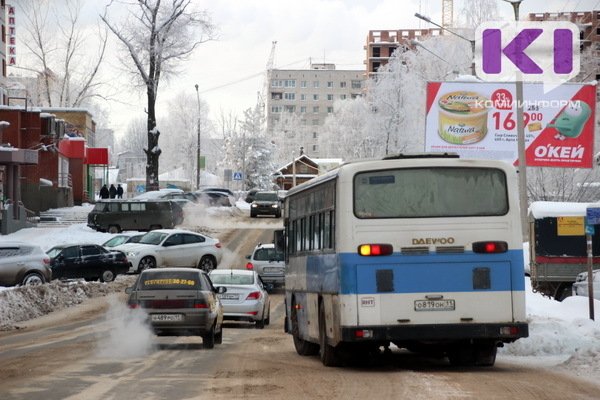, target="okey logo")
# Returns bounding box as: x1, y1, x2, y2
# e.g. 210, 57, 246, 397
475, 21, 580, 83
